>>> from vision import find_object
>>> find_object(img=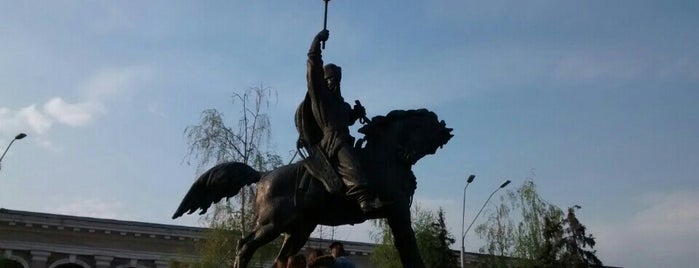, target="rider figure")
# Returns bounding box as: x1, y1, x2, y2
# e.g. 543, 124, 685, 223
302, 29, 380, 214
